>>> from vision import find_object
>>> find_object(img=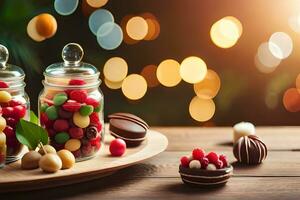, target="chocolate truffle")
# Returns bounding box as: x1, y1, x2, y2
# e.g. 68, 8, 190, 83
108, 113, 149, 147
233, 135, 267, 165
